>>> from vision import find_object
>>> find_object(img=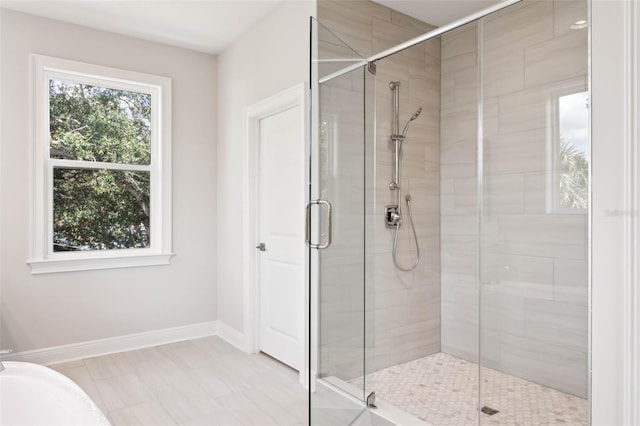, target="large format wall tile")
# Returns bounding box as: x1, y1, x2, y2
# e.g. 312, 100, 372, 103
441, 0, 588, 398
